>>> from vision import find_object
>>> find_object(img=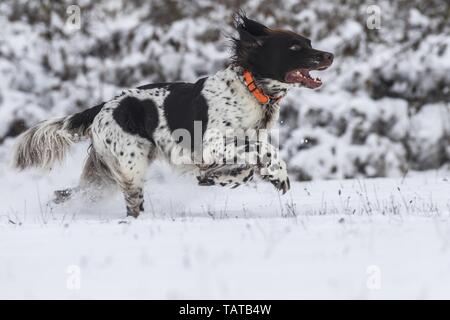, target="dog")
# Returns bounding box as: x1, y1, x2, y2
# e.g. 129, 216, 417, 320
13, 14, 333, 218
